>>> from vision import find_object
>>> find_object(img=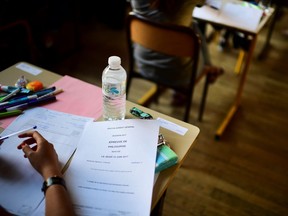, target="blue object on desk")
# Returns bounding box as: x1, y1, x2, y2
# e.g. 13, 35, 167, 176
31, 86, 56, 97
155, 145, 178, 173
0, 95, 37, 110
0, 85, 30, 94
4, 95, 56, 112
